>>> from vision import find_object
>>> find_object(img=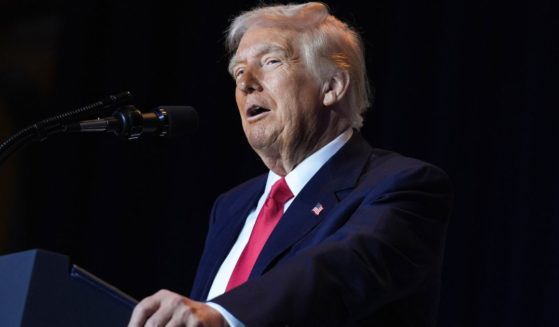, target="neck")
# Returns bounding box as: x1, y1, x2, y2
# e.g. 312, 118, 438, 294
257, 120, 349, 176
